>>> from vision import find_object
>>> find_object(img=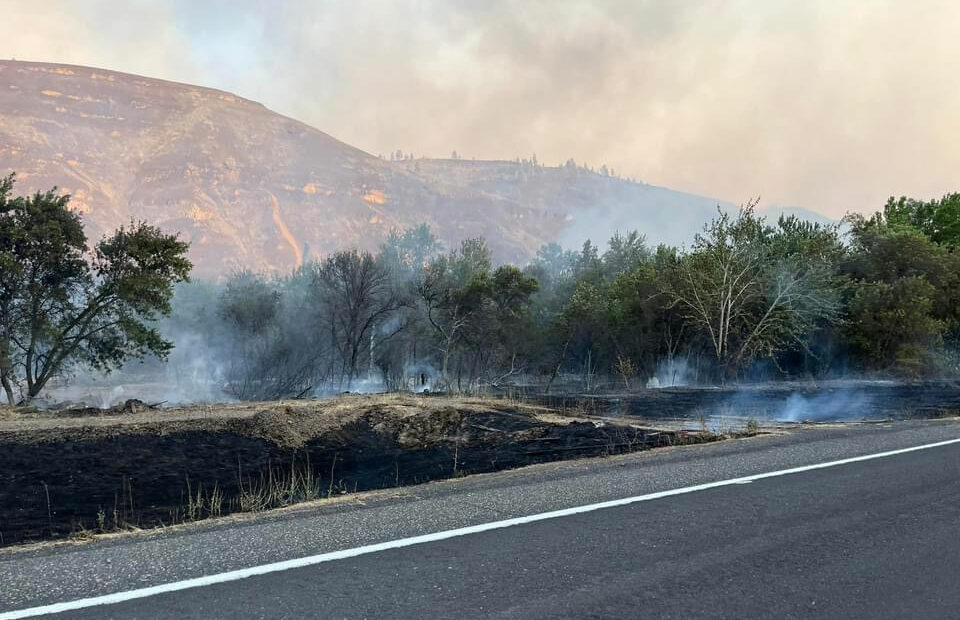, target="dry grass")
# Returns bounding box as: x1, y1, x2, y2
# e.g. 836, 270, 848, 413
0, 392, 592, 448
235, 460, 324, 513
0, 405, 17, 421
